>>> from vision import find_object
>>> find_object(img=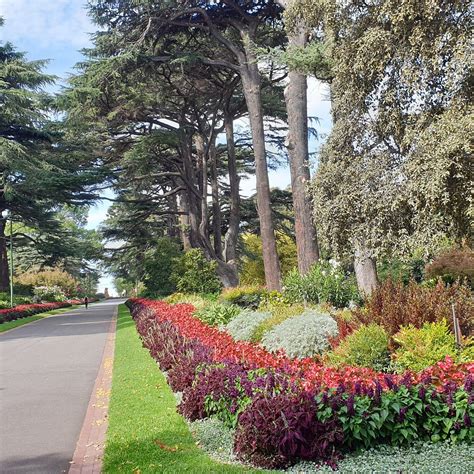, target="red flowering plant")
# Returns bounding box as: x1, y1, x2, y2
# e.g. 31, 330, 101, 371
126, 298, 474, 469
127, 298, 473, 393
0, 301, 72, 323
